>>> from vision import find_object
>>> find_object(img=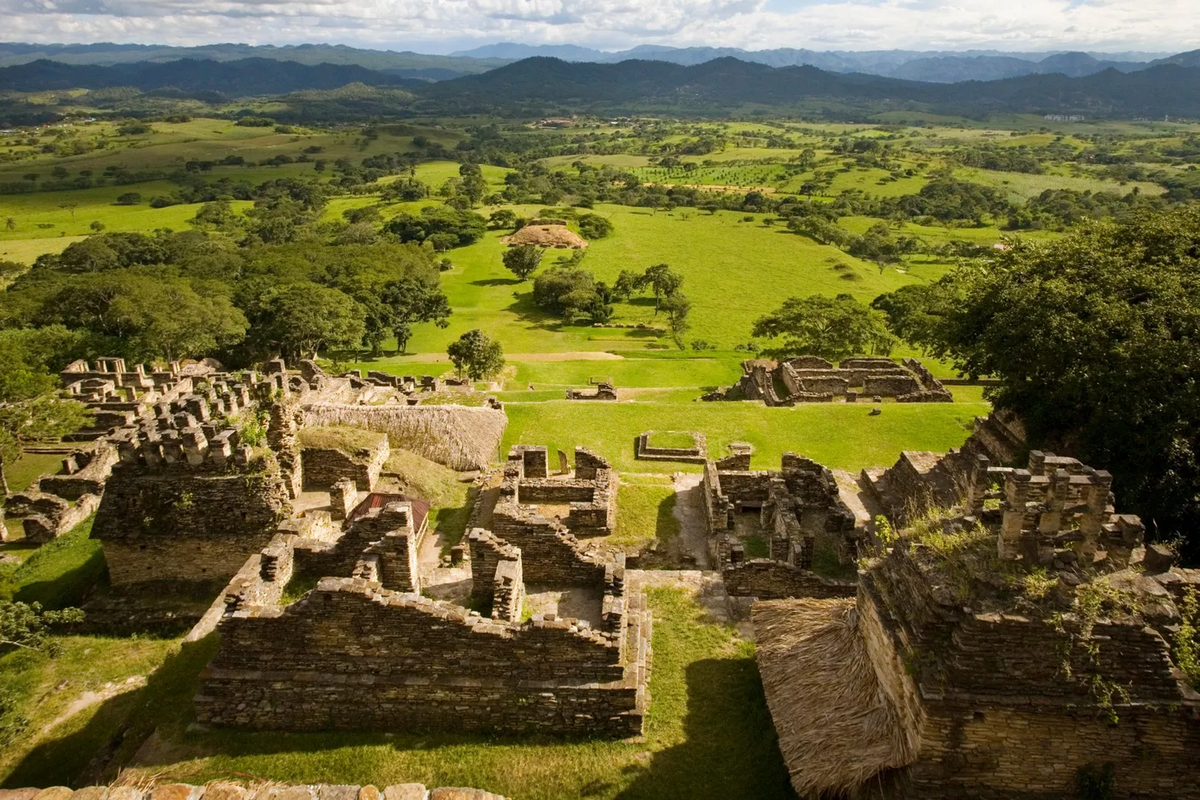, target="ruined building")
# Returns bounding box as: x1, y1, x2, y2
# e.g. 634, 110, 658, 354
193, 444, 651, 737
755, 450, 1200, 799
703, 447, 860, 600
705, 356, 952, 405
